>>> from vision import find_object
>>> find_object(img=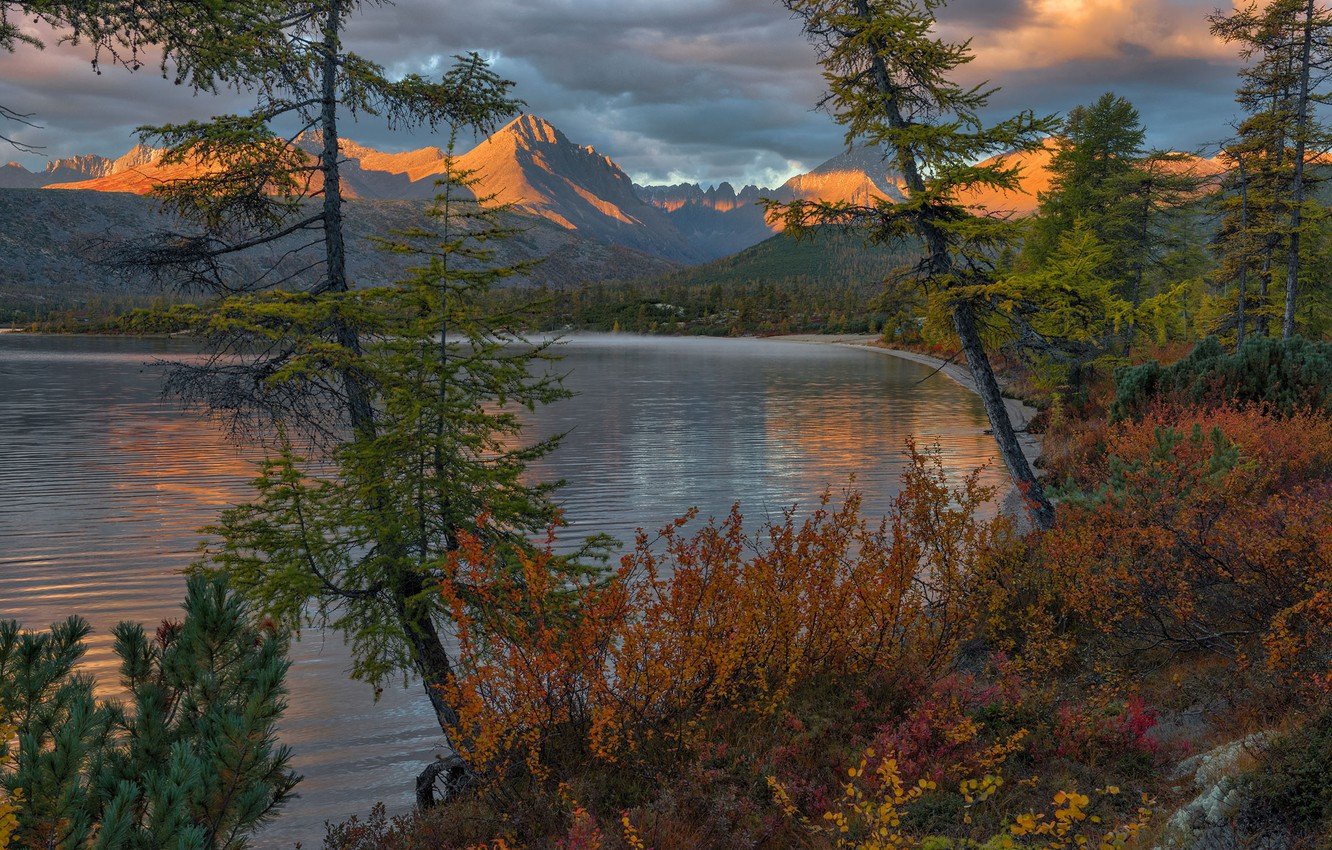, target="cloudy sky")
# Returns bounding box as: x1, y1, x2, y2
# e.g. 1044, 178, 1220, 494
0, 0, 1248, 187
